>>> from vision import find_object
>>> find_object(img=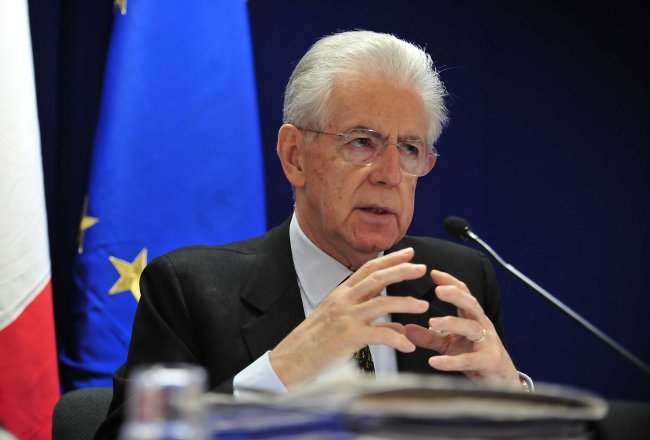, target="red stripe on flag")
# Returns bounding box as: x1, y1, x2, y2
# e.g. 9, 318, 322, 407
0, 281, 59, 440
